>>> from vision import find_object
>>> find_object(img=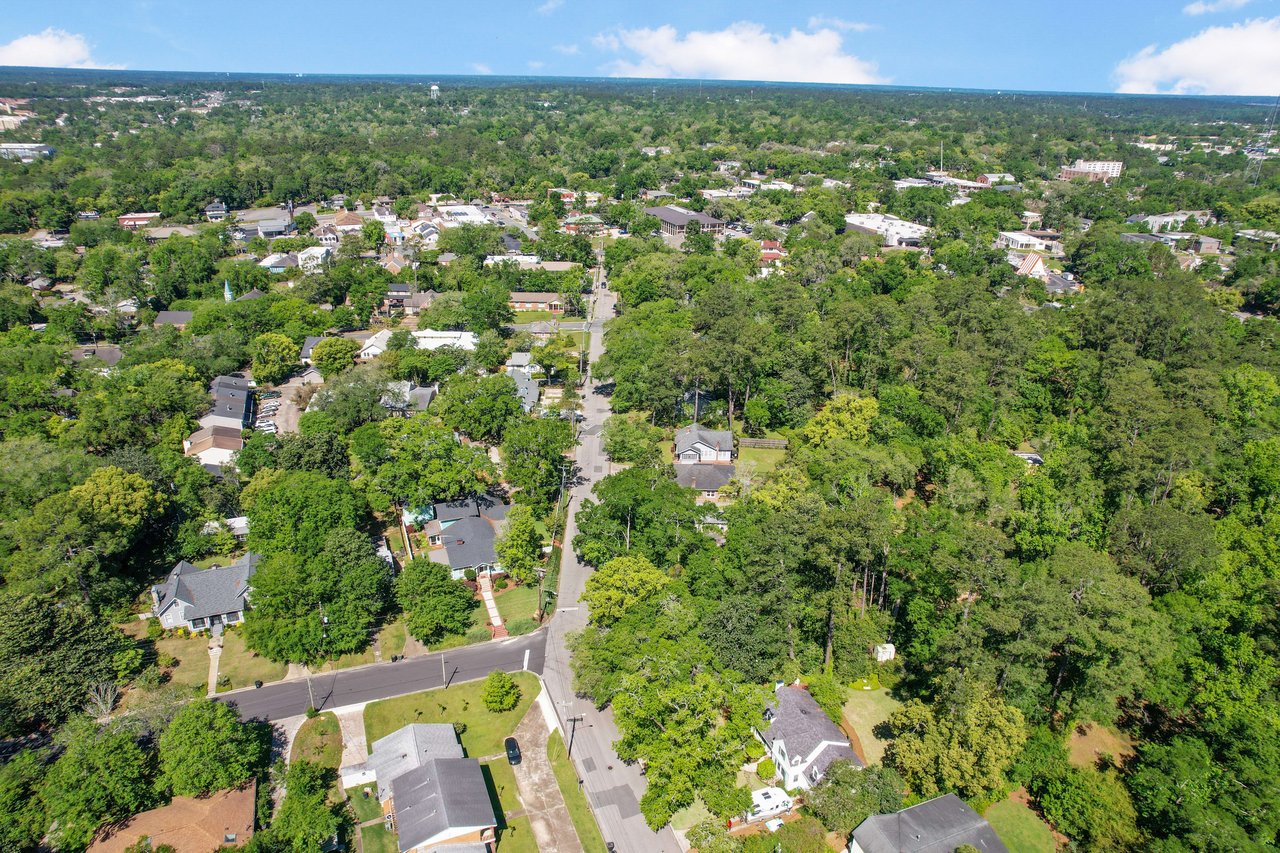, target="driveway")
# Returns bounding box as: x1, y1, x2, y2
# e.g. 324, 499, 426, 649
509, 704, 585, 853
